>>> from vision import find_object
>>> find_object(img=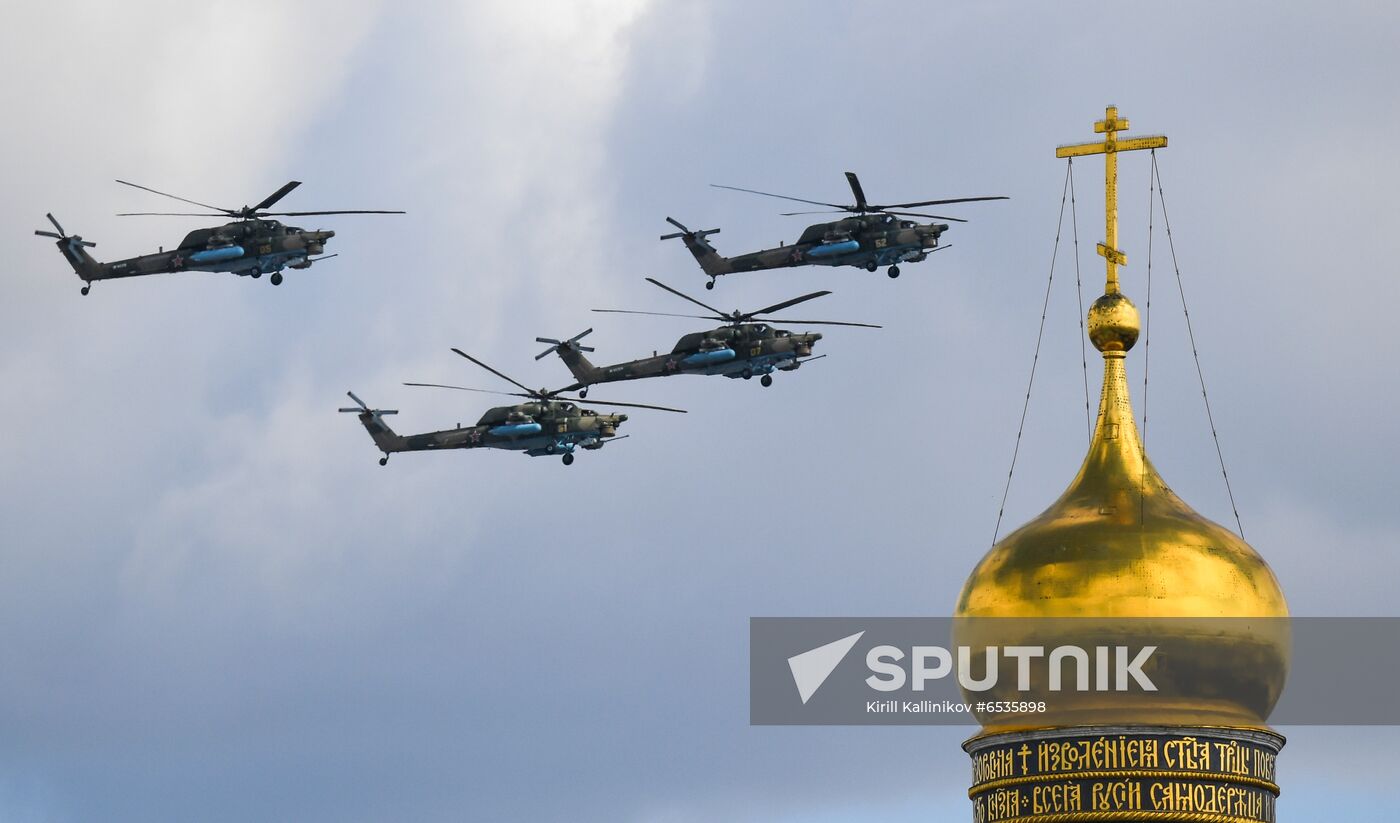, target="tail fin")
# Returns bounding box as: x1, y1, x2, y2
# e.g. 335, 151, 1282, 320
35, 213, 102, 284
661, 217, 730, 277
338, 392, 405, 460
536, 329, 602, 387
